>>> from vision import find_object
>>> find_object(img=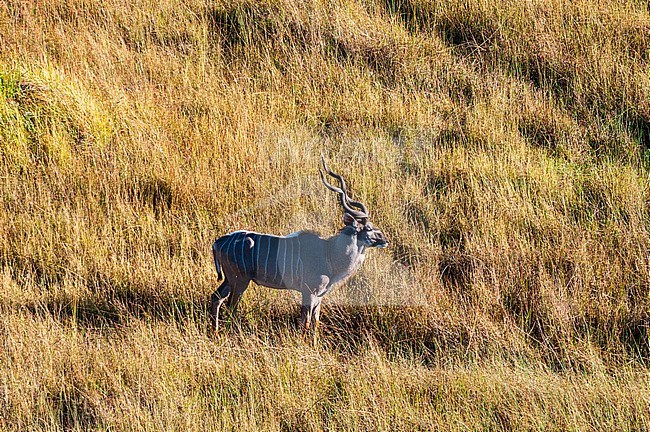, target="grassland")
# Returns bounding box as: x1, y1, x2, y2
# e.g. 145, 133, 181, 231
1, 0, 650, 430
